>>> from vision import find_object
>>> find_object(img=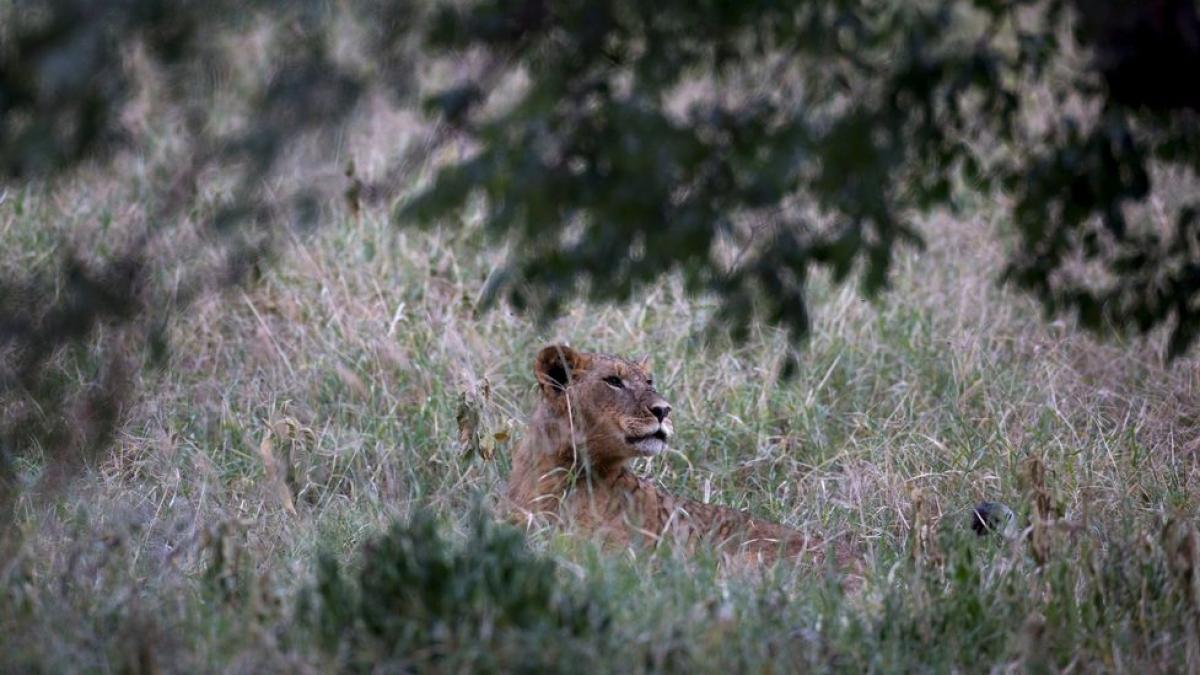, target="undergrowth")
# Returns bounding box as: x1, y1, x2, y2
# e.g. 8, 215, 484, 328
2, 24, 1200, 673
